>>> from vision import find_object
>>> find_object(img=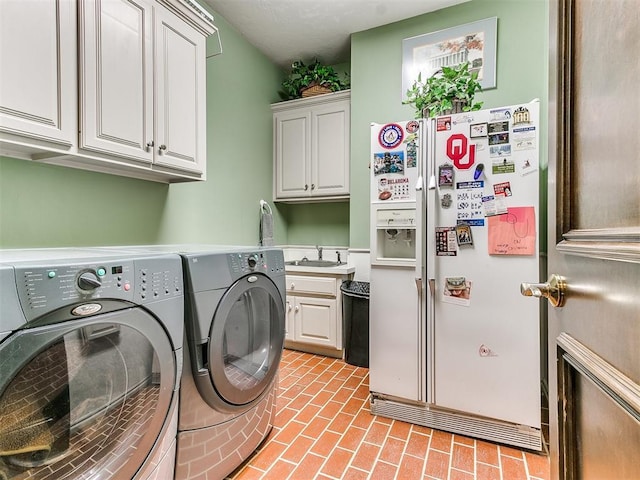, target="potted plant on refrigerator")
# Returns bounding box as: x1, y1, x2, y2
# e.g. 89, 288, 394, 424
403, 61, 483, 119
279, 58, 349, 100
